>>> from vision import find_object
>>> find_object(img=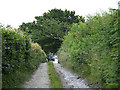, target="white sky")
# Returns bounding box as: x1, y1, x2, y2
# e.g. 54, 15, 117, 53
0, 0, 119, 29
